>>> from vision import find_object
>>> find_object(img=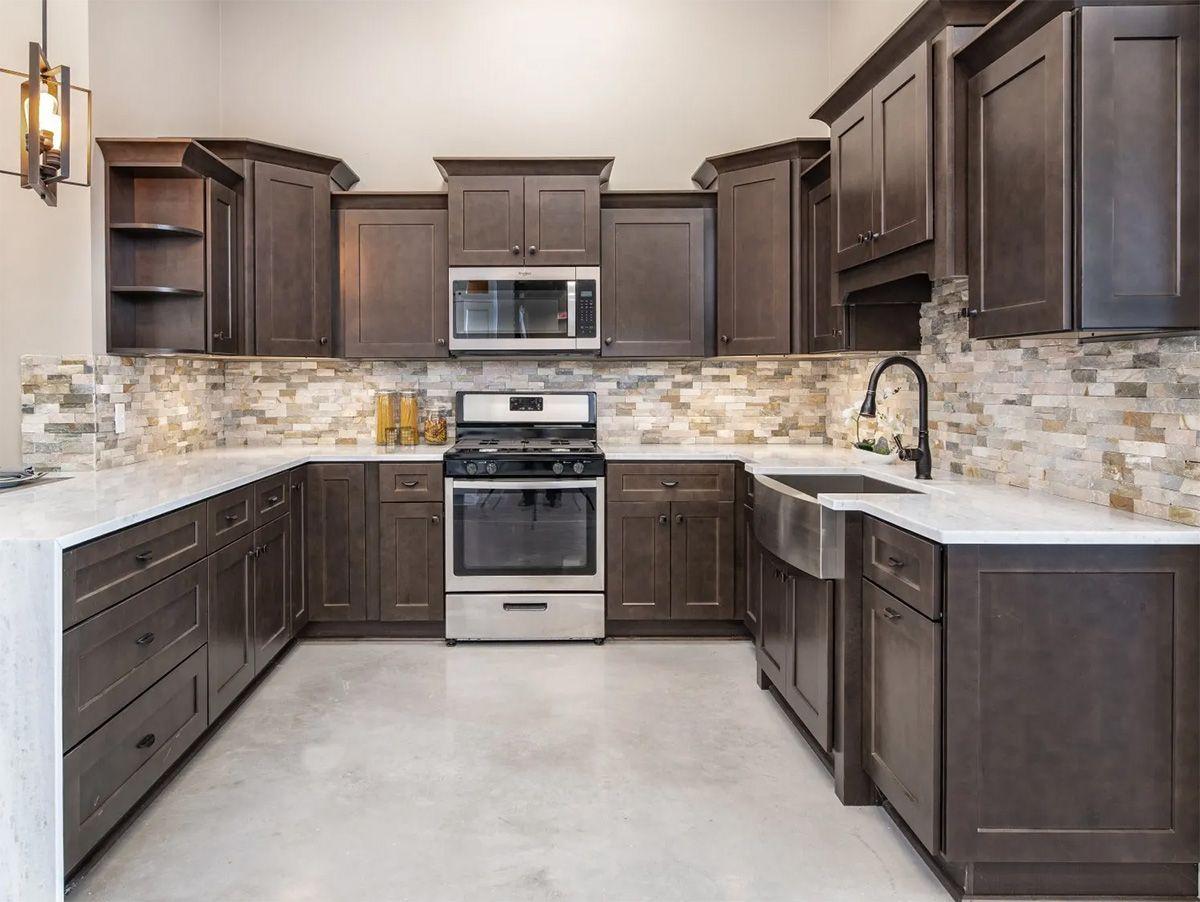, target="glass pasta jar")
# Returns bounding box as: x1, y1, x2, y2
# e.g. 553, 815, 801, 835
423, 404, 448, 445
374, 391, 398, 445
397, 390, 419, 446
